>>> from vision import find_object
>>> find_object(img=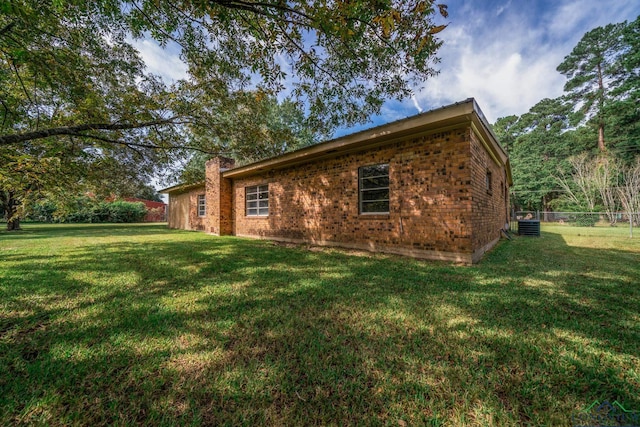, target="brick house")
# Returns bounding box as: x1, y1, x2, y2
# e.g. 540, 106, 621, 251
161, 99, 512, 263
